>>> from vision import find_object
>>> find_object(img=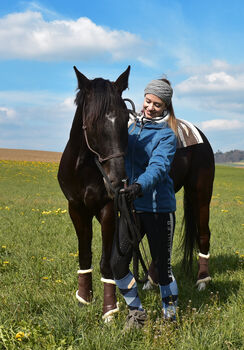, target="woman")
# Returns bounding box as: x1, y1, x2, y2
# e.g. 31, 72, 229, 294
111, 78, 178, 330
